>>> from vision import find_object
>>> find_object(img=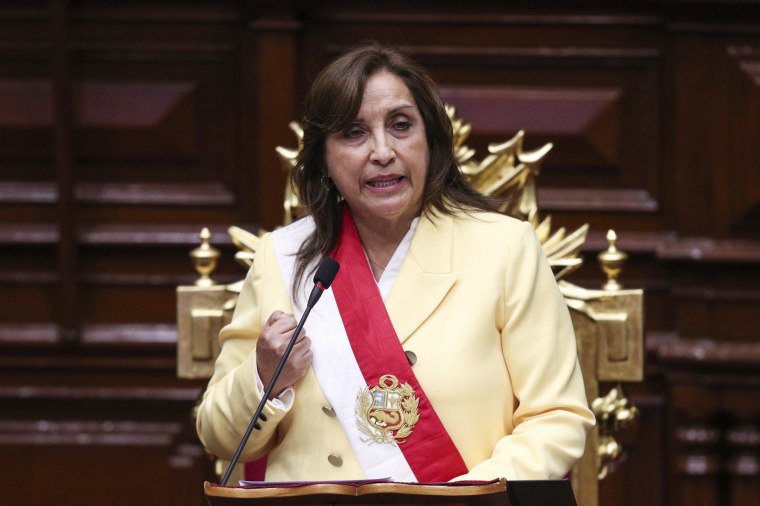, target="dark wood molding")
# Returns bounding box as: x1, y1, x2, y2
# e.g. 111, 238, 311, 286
310, 8, 663, 27
70, 41, 237, 62
0, 182, 239, 207
406, 45, 662, 61
0, 222, 253, 247
0, 419, 183, 446
75, 183, 237, 207
0, 182, 56, 204
68, 3, 239, 23
249, 18, 301, 31
583, 230, 677, 254
538, 188, 659, 213
657, 238, 760, 263
656, 338, 760, 368
0, 323, 58, 344
76, 223, 242, 246
0, 385, 200, 402
672, 286, 760, 303
0, 222, 58, 244
0, 322, 177, 347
